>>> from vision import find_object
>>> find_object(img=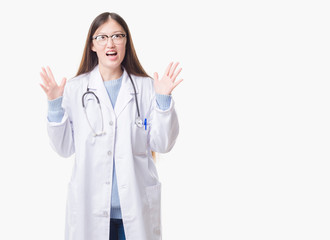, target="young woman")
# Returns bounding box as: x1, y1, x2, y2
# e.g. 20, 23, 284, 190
40, 12, 182, 240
